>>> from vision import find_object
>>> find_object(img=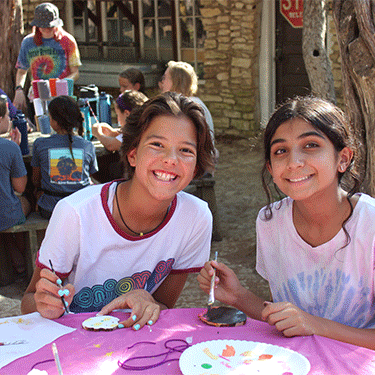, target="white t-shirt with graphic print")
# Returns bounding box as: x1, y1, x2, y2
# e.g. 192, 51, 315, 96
37, 181, 212, 313
256, 193, 375, 329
